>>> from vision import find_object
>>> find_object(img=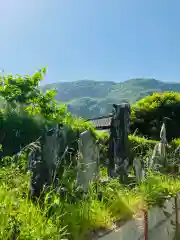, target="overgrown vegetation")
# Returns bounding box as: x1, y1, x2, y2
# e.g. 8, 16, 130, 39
1, 165, 180, 239
0, 69, 93, 157
1, 69, 180, 239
